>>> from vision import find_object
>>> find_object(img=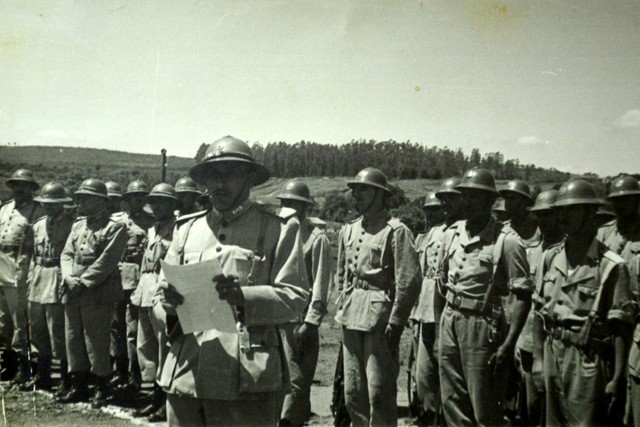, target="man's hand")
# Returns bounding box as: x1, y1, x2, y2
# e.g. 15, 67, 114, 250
160, 284, 184, 316
488, 343, 511, 375
384, 323, 404, 352
531, 357, 544, 392
213, 274, 244, 306
605, 377, 620, 413
65, 276, 85, 297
